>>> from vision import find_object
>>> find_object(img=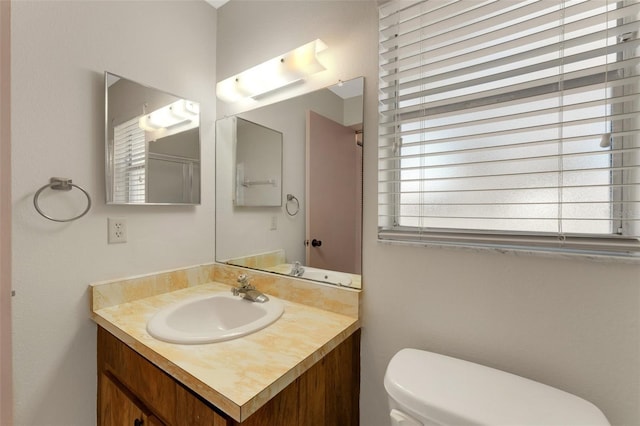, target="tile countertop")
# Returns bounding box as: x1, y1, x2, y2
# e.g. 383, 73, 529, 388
91, 281, 360, 422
